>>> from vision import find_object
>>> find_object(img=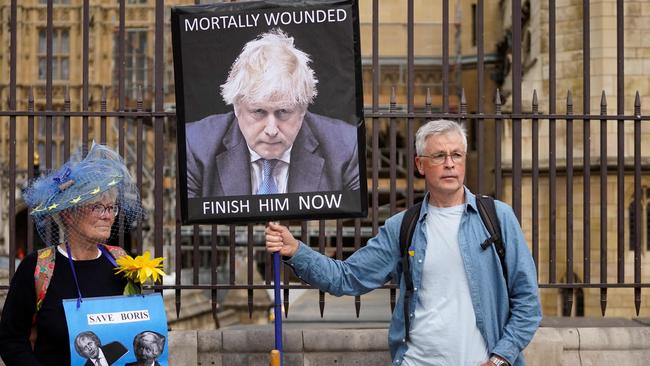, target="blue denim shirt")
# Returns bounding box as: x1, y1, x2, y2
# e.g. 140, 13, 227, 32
286, 188, 541, 365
